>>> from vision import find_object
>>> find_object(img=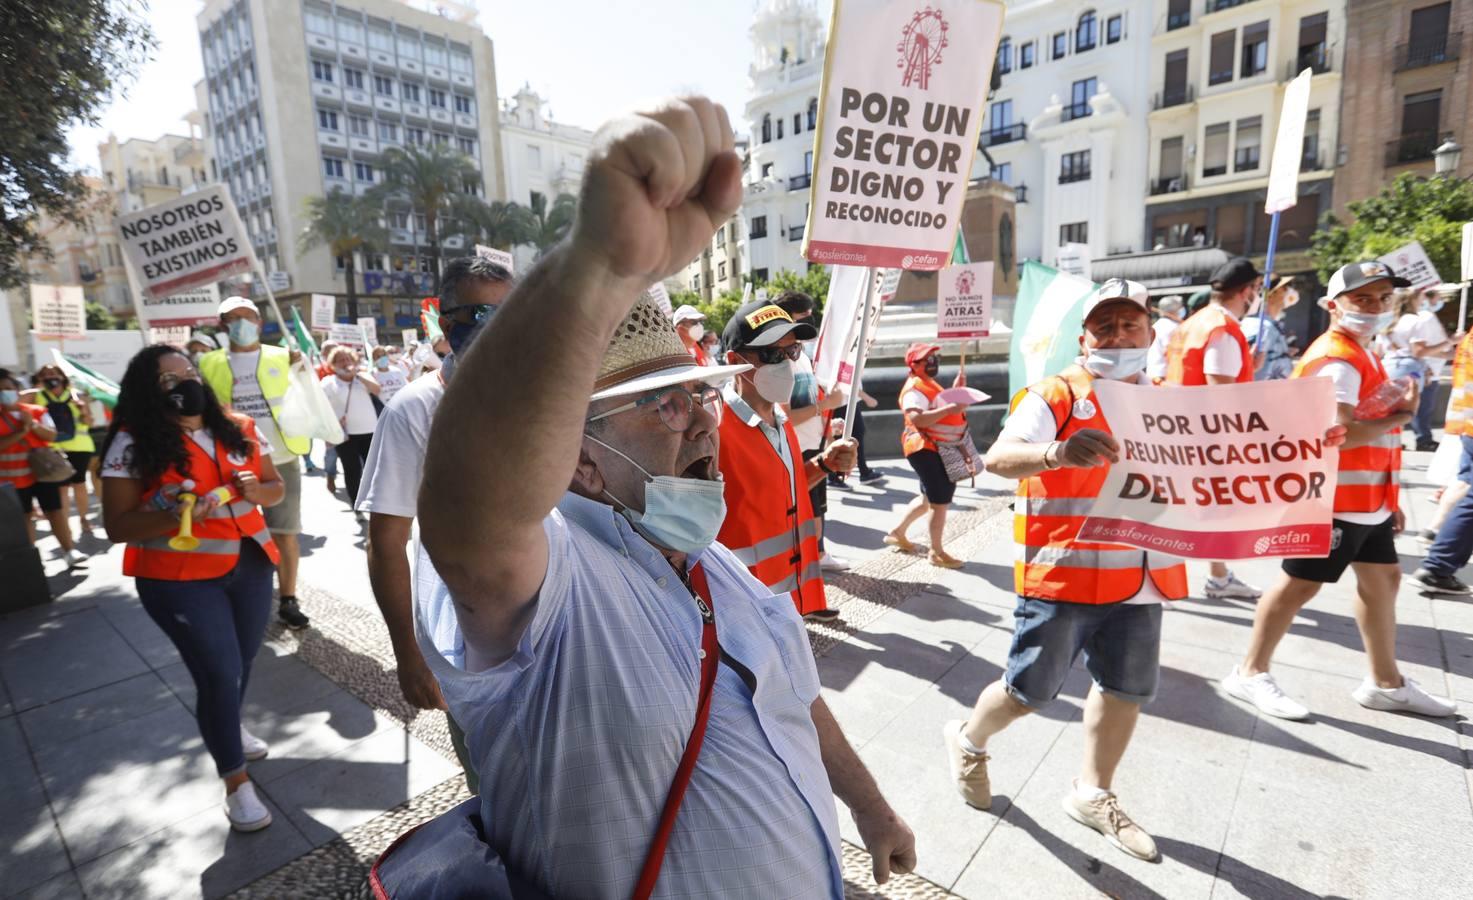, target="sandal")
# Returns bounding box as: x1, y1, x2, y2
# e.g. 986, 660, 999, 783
929, 551, 965, 569
883, 534, 919, 553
